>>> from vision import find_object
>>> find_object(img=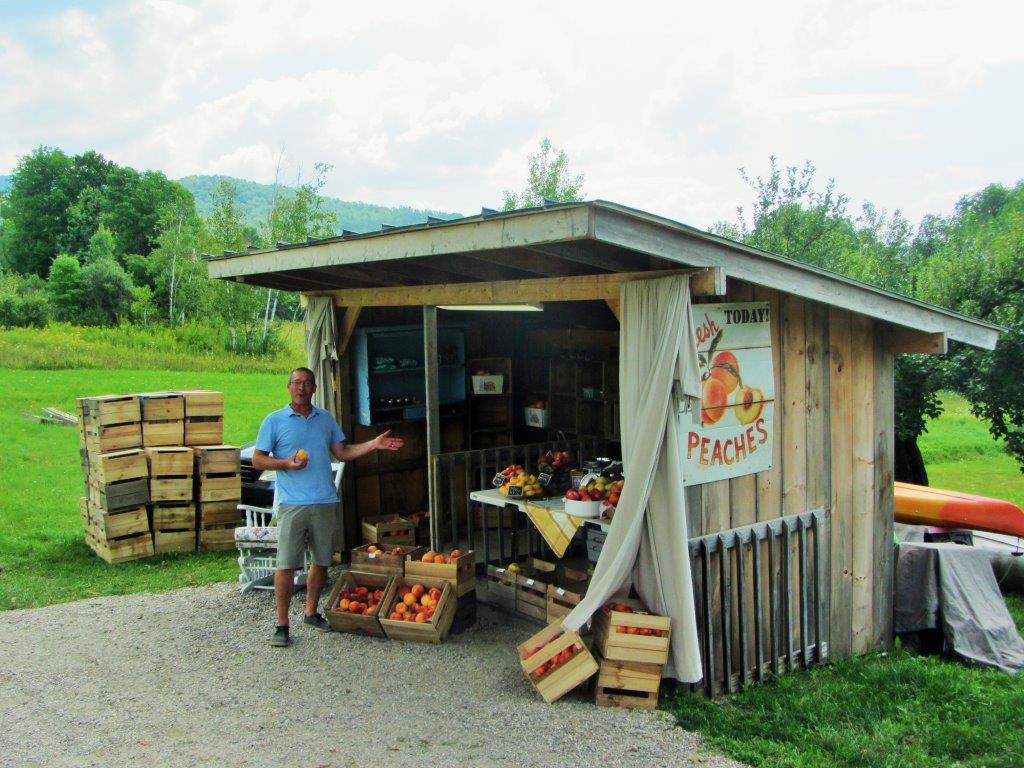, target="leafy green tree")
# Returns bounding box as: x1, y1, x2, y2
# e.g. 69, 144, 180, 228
76, 257, 135, 325
130, 285, 158, 326
502, 138, 585, 210
57, 186, 105, 257
0, 270, 50, 327
47, 254, 84, 321
83, 225, 117, 264
100, 166, 194, 259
